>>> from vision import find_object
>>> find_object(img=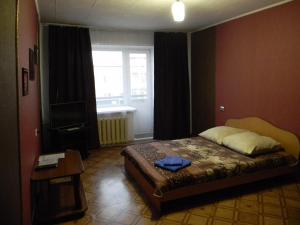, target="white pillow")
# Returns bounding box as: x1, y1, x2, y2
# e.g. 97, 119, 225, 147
199, 126, 245, 145
223, 131, 281, 155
